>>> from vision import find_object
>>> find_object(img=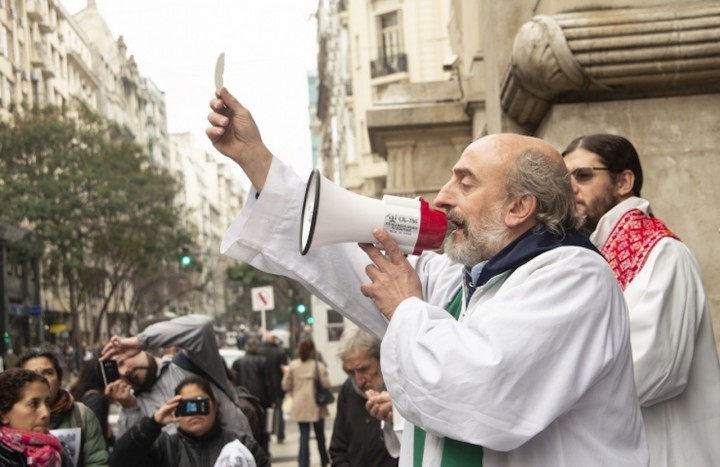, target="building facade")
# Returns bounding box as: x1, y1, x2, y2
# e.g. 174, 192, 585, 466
0, 0, 245, 346
325, 0, 720, 352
